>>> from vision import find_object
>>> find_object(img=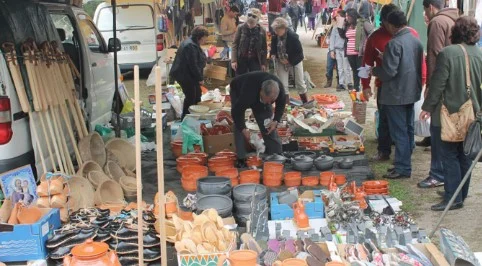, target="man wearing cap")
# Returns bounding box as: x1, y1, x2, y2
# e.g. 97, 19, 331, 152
231, 8, 268, 75
230, 72, 286, 168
